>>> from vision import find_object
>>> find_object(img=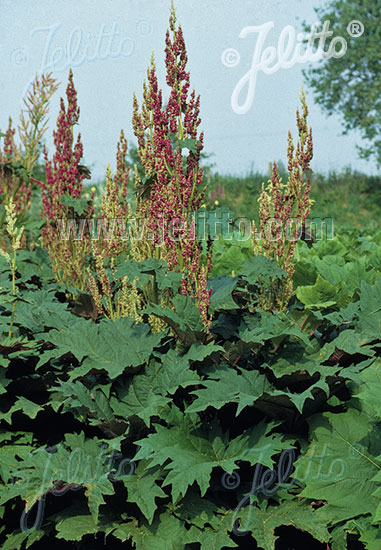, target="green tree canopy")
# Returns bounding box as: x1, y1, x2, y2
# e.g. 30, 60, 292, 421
303, 0, 381, 168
